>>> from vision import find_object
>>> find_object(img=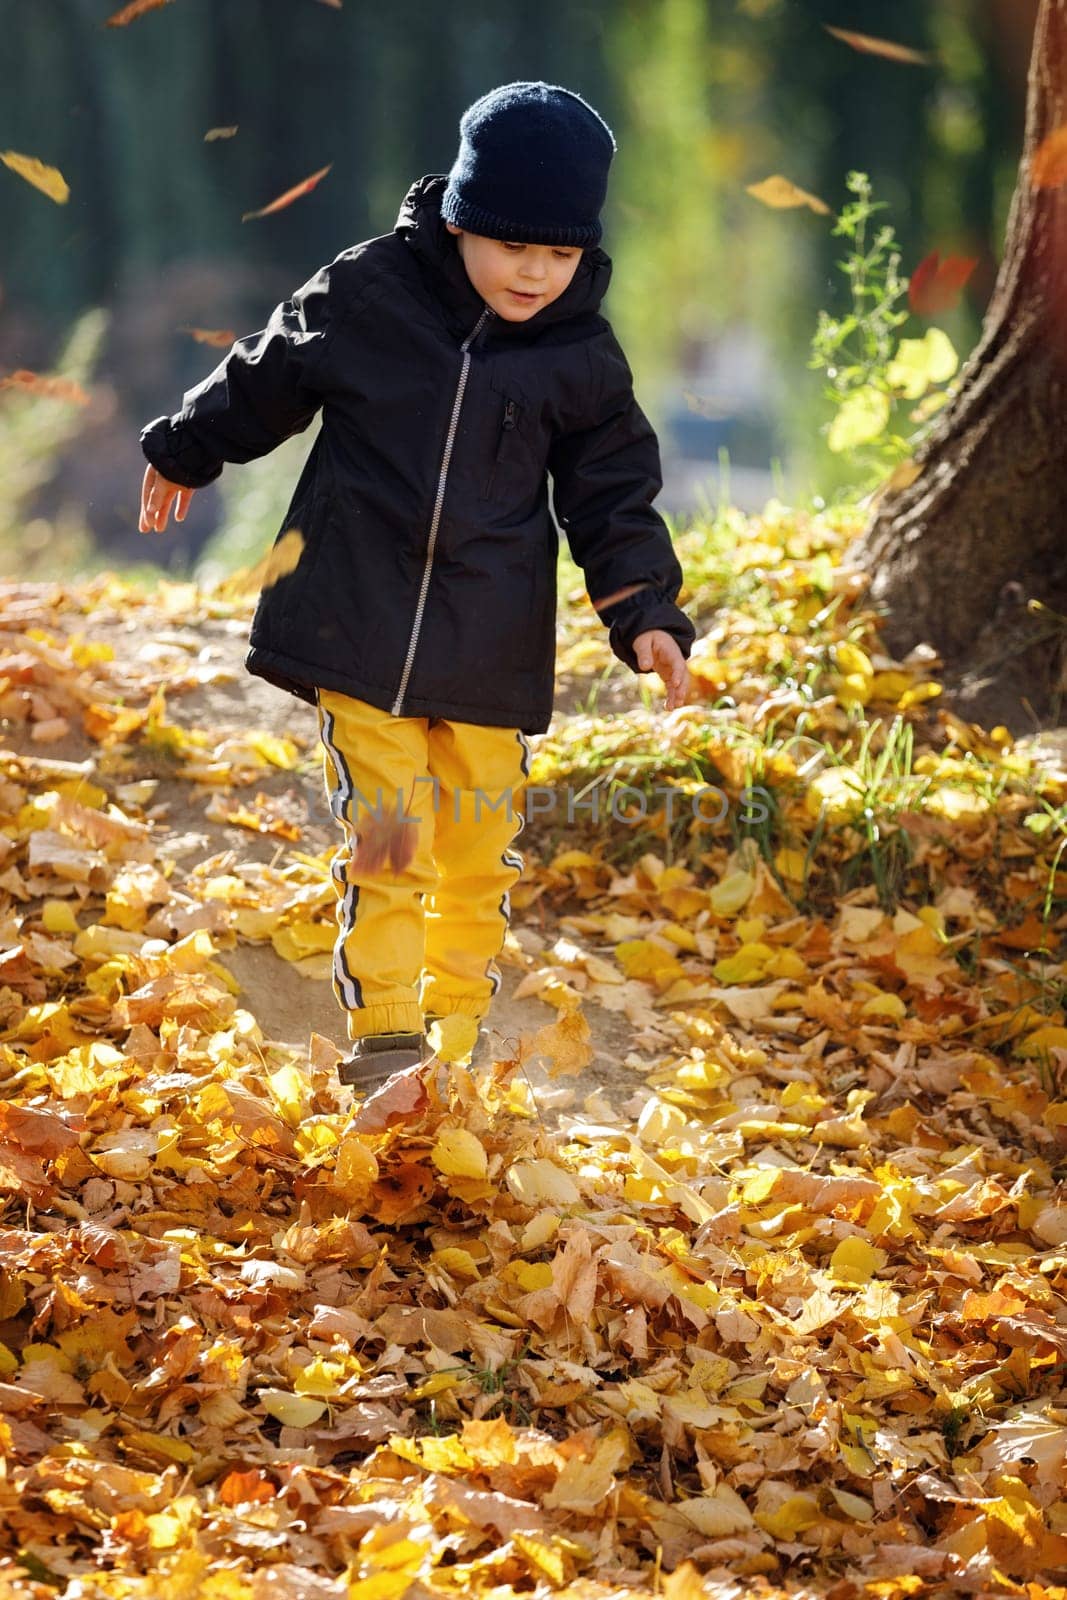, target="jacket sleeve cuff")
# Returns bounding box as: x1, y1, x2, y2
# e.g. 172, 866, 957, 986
597, 584, 697, 673
140, 415, 225, 490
